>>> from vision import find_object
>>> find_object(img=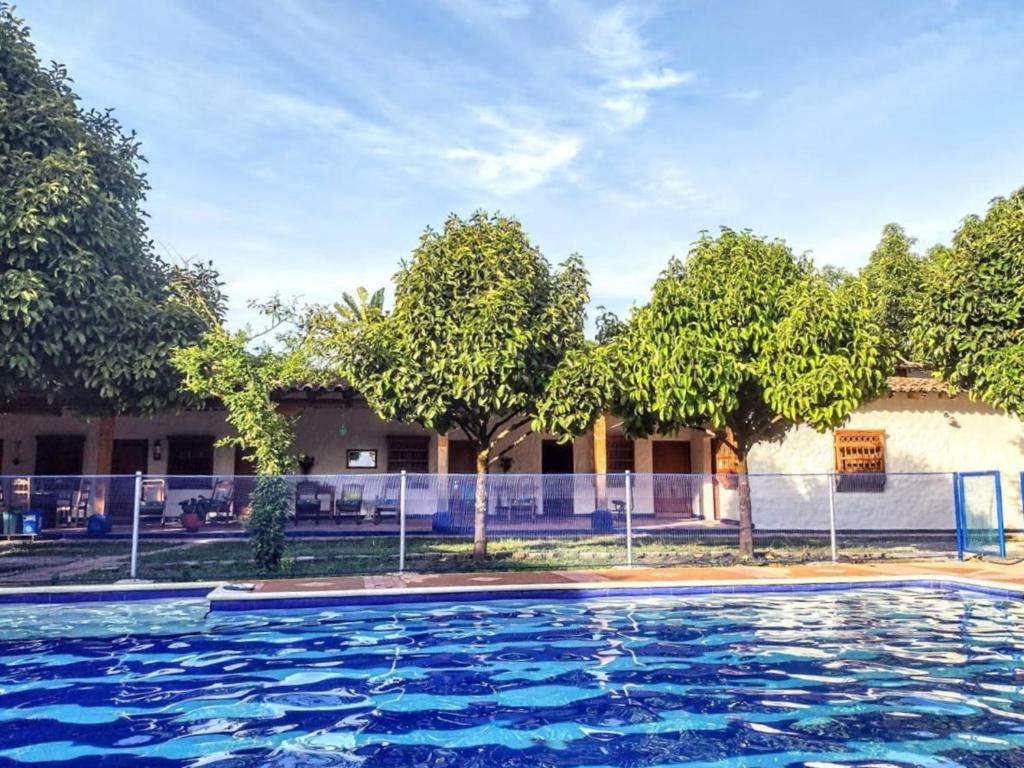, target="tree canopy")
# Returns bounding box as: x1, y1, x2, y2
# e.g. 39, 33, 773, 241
310, 211, 592, 558
595, 229, 893, 555
861, 223, 924, 362
913, 188, 1024, 416
0, 3, 223, 416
